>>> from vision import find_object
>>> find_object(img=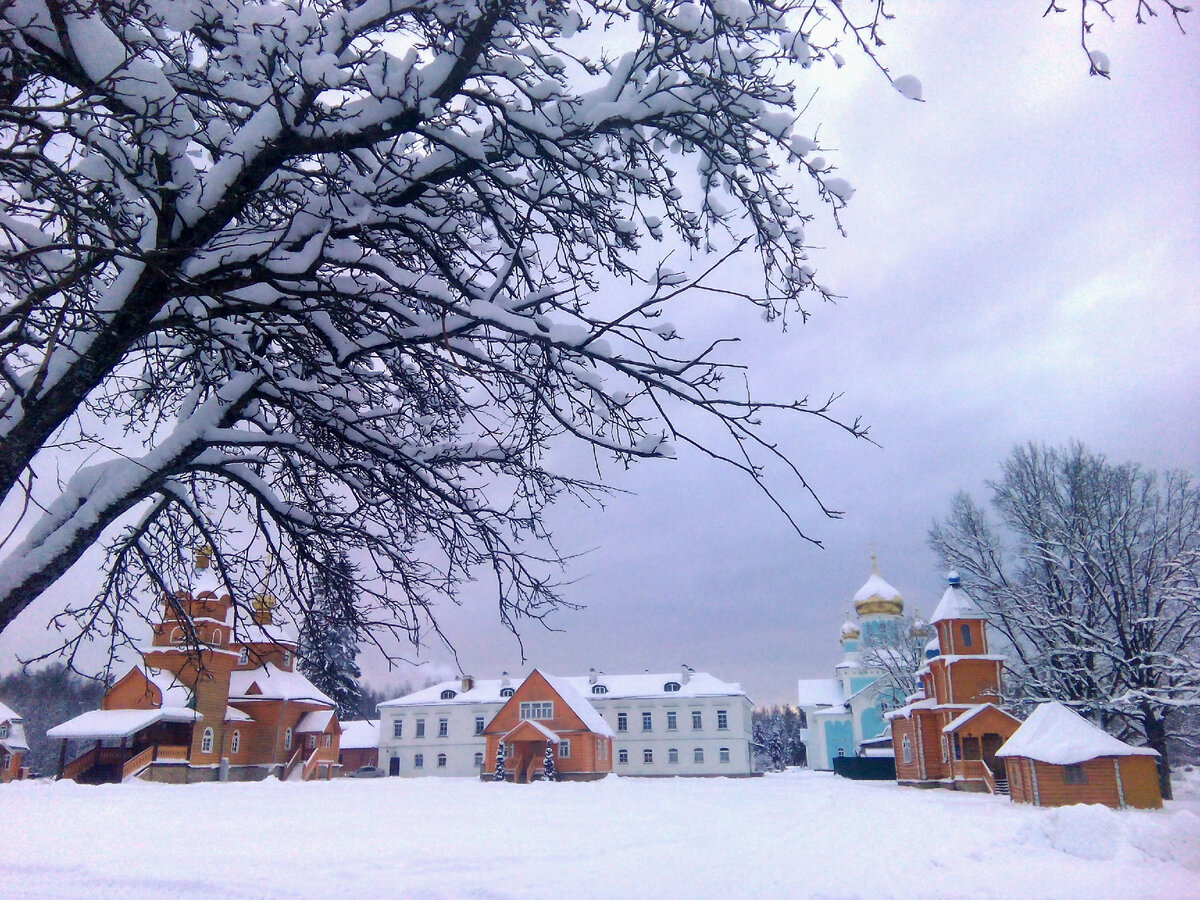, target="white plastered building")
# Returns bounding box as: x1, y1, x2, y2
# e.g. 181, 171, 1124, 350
377, 668, 755, 777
